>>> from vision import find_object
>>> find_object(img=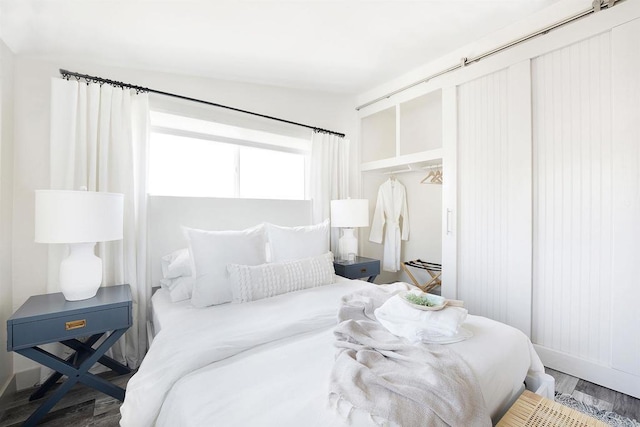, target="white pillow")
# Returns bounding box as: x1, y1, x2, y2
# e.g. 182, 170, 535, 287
184, 225, 268, 308
159, 276, 194, 303
161, 248, 192, 279
266, 219, 330, 262
228, 252, 335, 304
